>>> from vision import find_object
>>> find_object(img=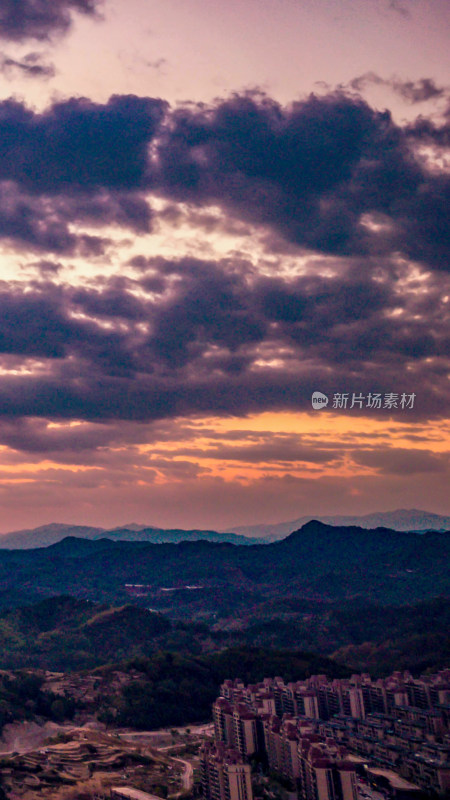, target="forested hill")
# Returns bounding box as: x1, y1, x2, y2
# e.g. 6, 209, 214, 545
0, 520, 448, 610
